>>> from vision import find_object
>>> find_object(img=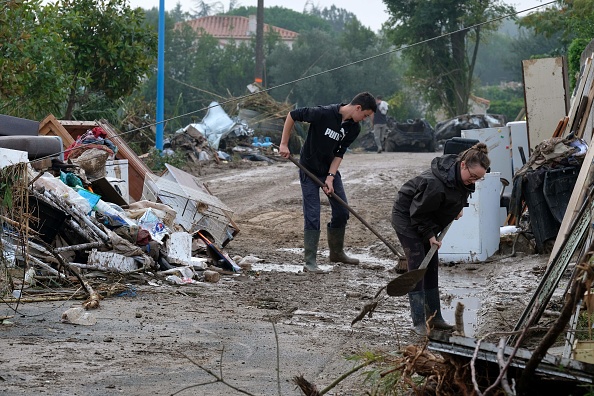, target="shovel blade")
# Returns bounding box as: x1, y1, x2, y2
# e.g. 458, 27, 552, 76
386, 268, 427, 296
